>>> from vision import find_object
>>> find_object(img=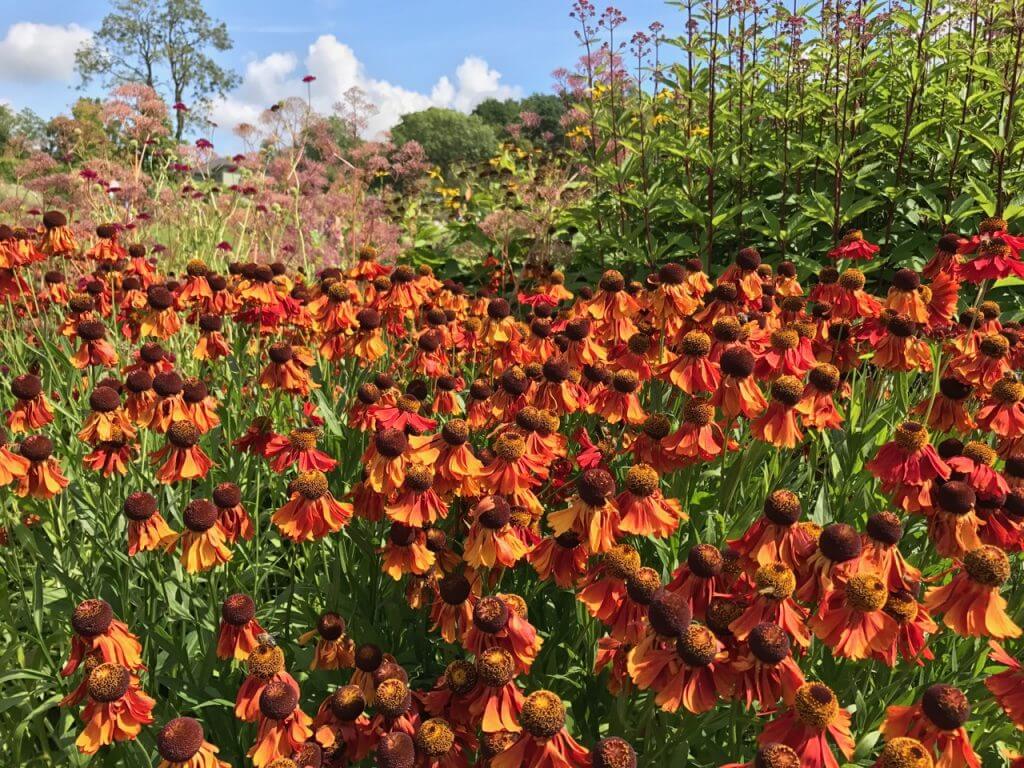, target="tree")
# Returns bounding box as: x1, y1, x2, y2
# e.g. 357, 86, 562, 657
519, 94, 566, 144
0, 106, 45, 155
472, 94, 567, 145
472, 99, 520, 132
391, 108, 497, 175
75, 0, 238, 140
